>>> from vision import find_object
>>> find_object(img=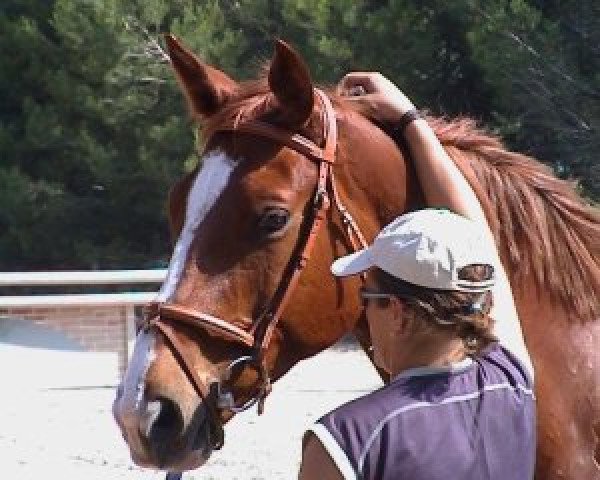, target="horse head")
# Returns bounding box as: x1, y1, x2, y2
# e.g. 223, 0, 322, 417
112, 36, 417, 471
